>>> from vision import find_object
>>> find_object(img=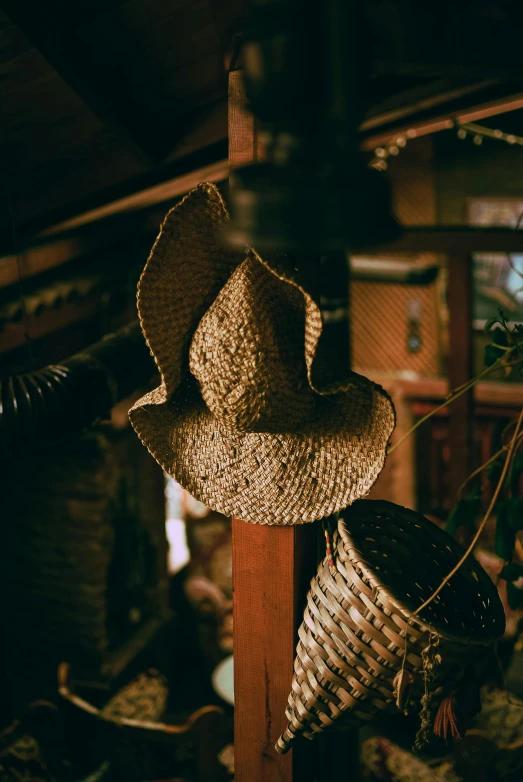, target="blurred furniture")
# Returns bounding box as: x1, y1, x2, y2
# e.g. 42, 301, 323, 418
59, 663, 228, 782
0, 701, 69, 781
182, 491, 233, 665
360, 688, 523, 781
0, 428, 170, 713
